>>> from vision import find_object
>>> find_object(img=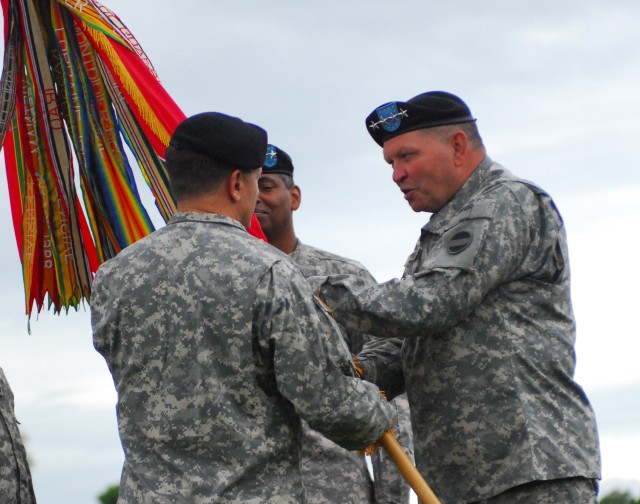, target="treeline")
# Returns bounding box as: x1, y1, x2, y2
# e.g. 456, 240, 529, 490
600, 490, 640, 504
